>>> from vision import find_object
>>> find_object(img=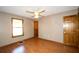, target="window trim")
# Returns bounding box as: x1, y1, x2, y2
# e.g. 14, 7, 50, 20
11, 18, 24, 38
